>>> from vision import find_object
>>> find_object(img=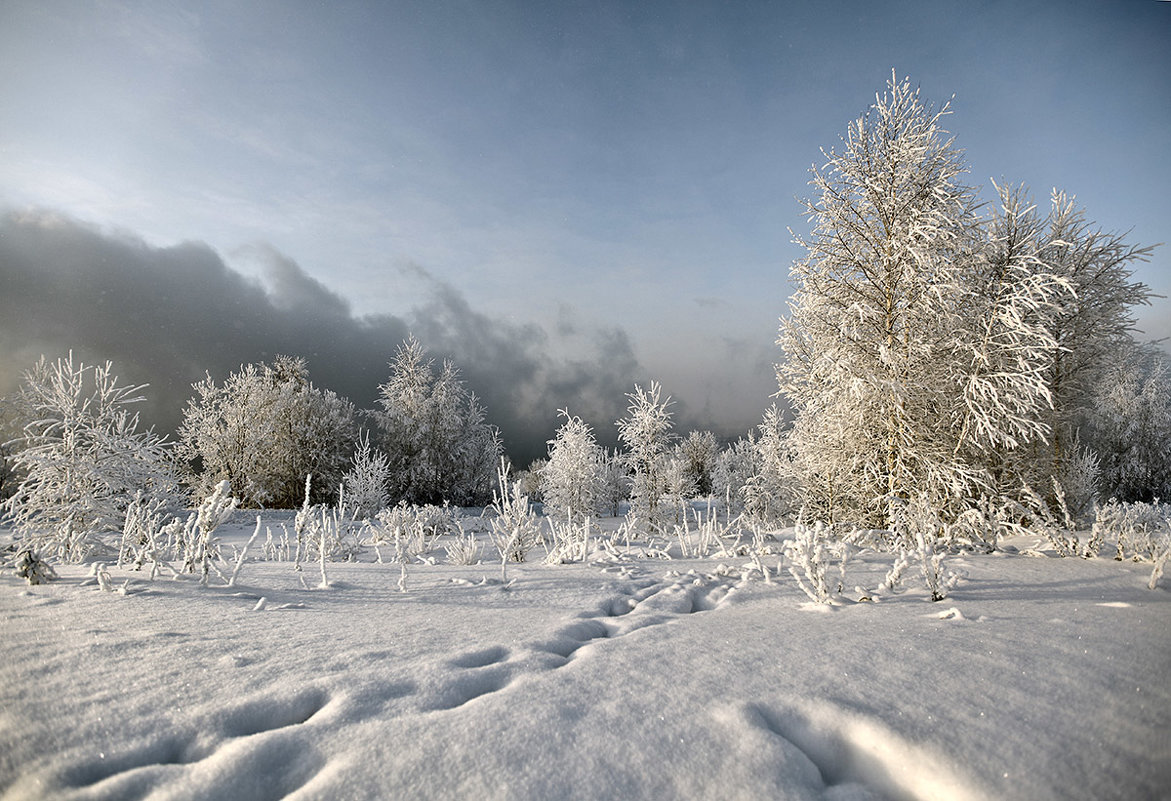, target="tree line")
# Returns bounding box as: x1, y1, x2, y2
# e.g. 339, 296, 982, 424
2, 72, 1168, 565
